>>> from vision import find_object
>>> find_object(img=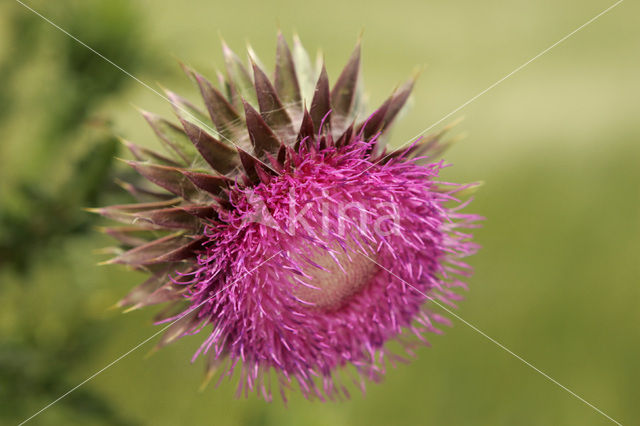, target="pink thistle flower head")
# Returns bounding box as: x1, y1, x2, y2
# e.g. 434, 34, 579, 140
95, 33, 481, 402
